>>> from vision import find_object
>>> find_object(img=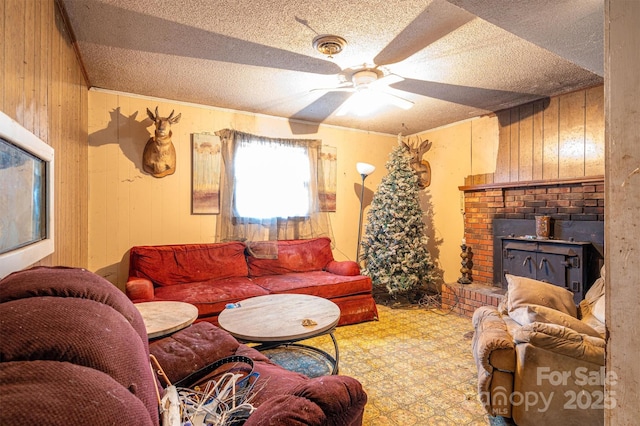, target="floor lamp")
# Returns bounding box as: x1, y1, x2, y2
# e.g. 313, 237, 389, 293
356, 162, 376, 263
